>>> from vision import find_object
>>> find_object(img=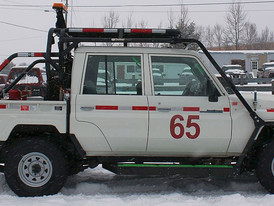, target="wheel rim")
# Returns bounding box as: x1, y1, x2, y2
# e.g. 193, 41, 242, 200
18, 152, 53, 187
272, 158, 274, 176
